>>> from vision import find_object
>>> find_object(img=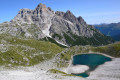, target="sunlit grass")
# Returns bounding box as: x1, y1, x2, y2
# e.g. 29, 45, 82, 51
0, 34, 63, 66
